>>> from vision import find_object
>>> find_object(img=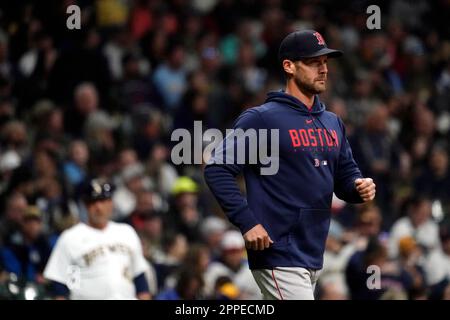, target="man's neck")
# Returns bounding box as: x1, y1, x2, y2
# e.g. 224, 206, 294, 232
285, 82, 315, 109
87, 221, 109, 230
